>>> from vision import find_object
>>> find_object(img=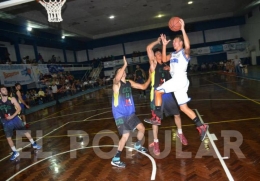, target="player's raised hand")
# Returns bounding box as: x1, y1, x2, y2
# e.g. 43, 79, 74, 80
160, 34, 171, 45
